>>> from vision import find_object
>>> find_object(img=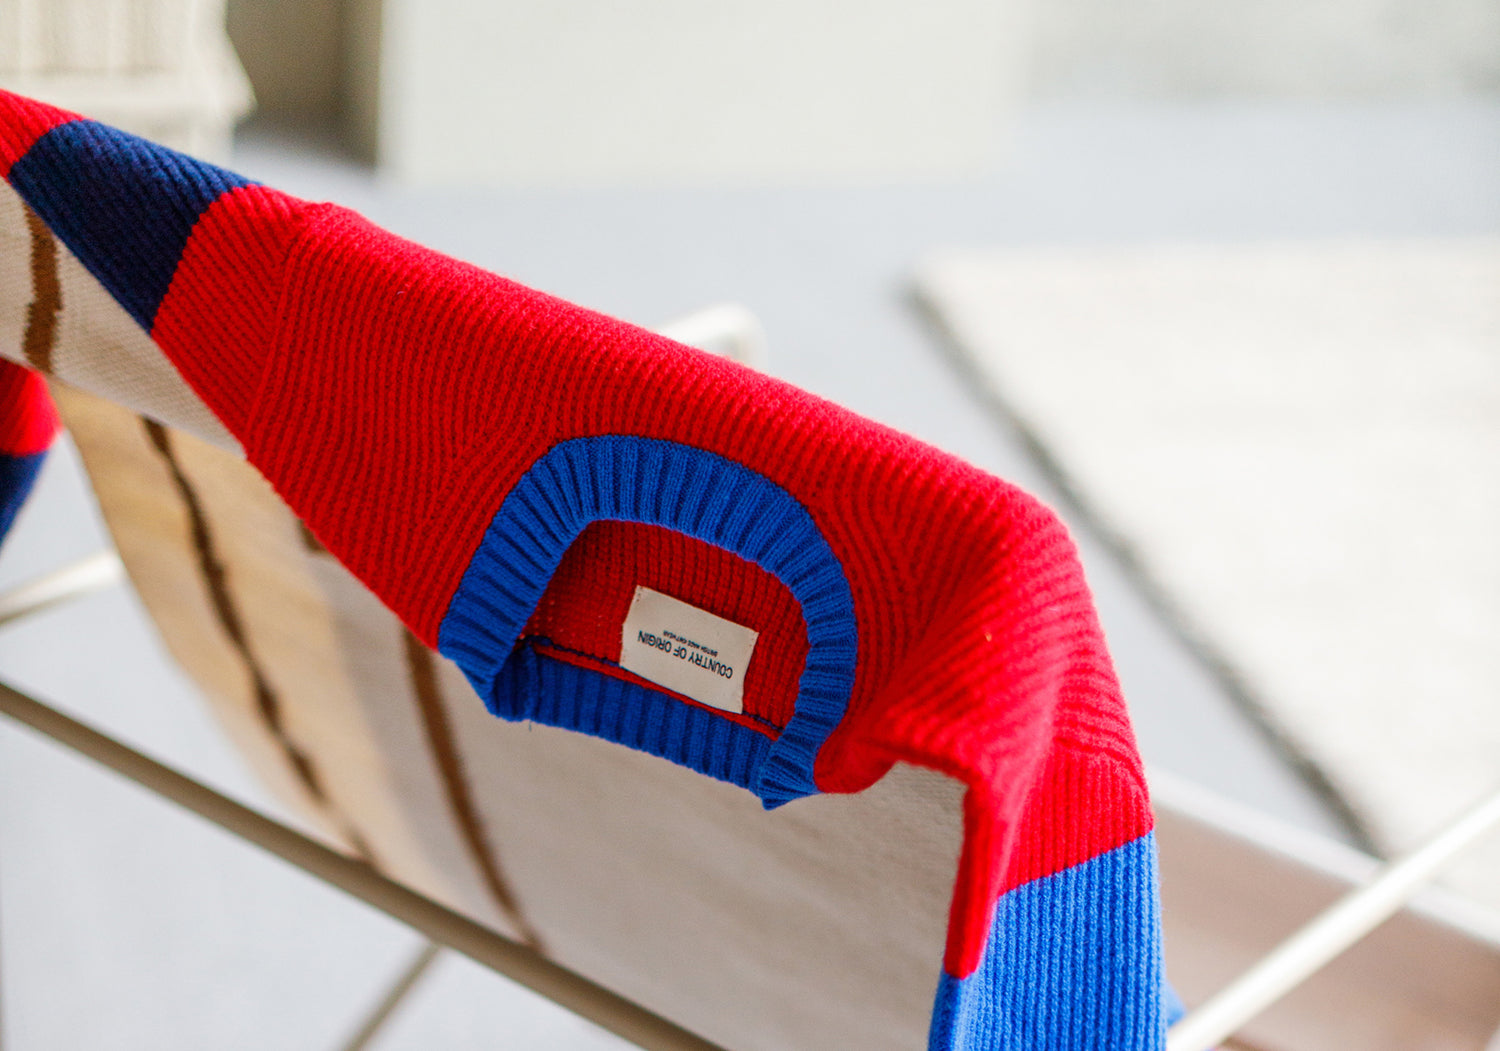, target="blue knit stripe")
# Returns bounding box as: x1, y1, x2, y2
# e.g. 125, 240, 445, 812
499, 643, 774, 787
929, 834, 1168, 1051
438, 436, 857, 807
0, 450, 45, 546
7, 120, 253, 330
